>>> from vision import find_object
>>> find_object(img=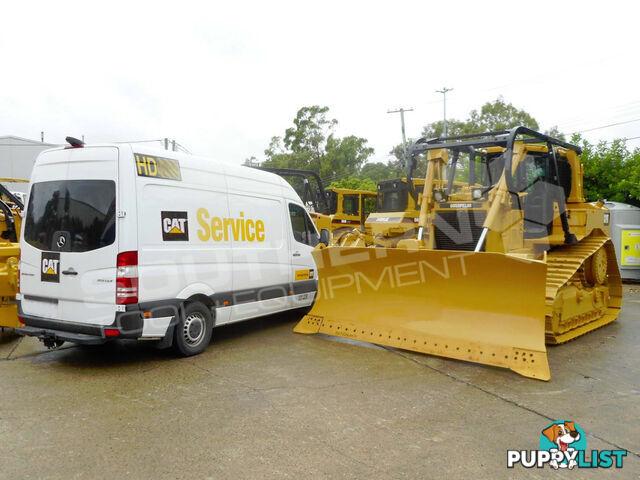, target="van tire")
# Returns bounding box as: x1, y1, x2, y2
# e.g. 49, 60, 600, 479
173, 302, 213, 356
